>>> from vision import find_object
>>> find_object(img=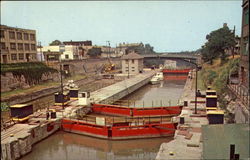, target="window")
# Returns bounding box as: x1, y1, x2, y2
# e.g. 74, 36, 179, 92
132, 70, 135, 72
132, 59, 135, 64
242, 38, 249, 55
25, 44, 30, 50
24, 33, 29, 40
30, 34, 35, 41
31, 44, 36, 50
11, 54, 17, 60
10, 43, 16, 50
18, 43, 23, 50
17, 32, 22, 40
65, 54, 69, 59
244, 8, 249, 25
19, 53, 24, 60
125, 59, 129, 64
0, 30, 4, 38
9, 31, 15, 39
0, 42, 6, 49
